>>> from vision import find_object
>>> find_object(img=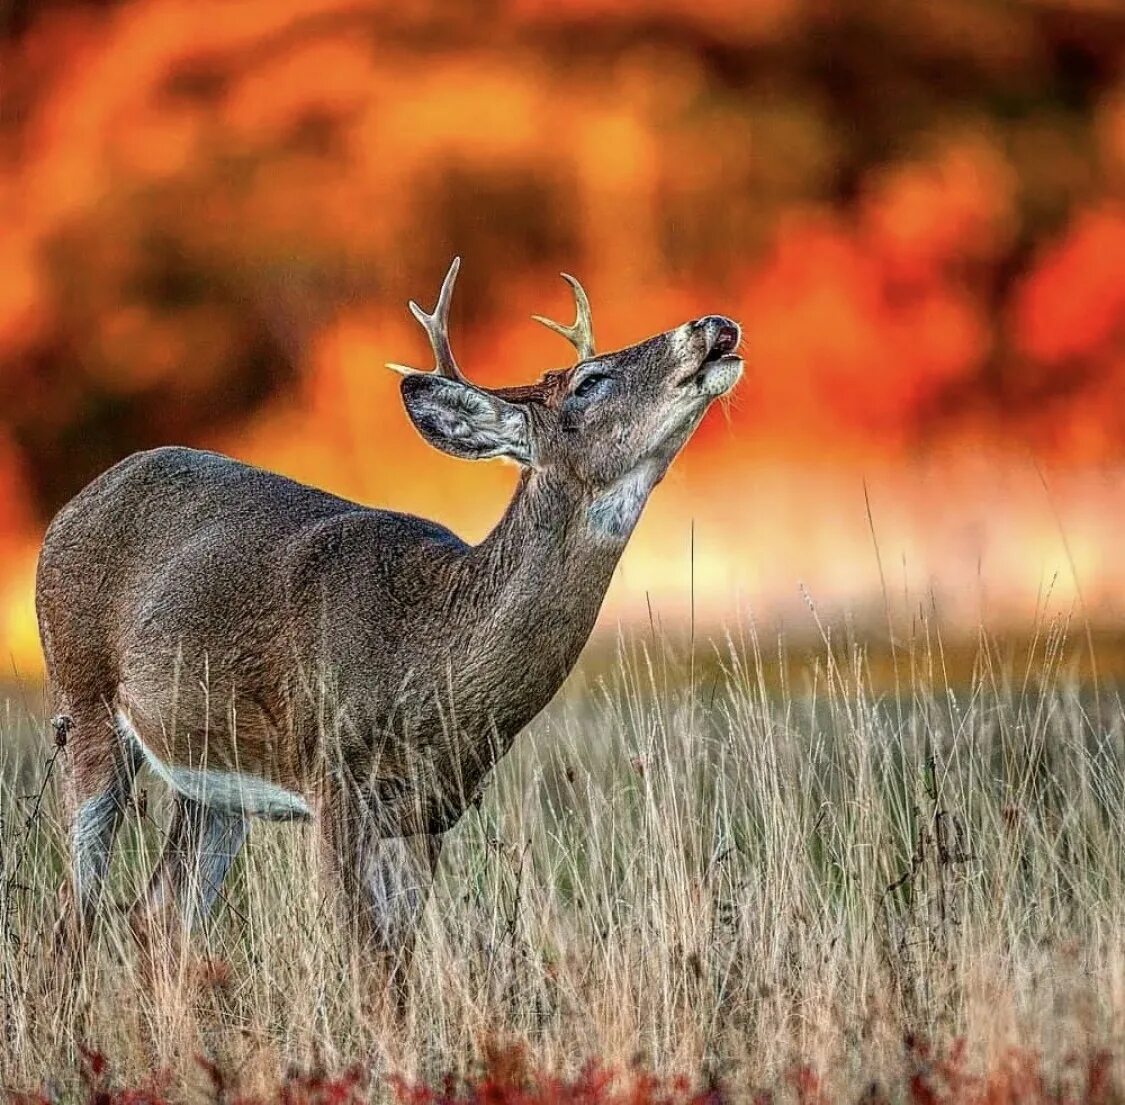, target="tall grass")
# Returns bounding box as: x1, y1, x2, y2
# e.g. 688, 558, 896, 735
2, 614, 1124, 1099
